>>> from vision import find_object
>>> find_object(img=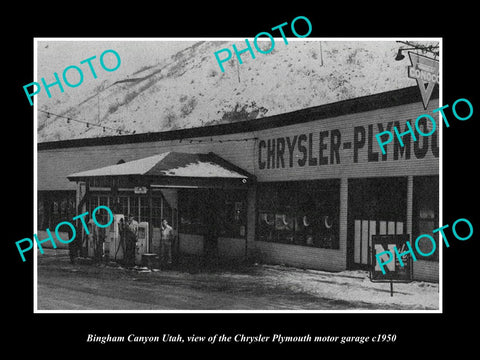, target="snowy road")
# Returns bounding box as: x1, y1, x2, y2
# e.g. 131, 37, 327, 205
36, 250, 439, 311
